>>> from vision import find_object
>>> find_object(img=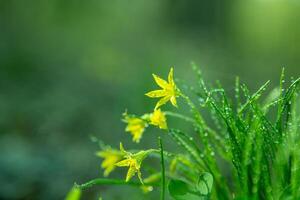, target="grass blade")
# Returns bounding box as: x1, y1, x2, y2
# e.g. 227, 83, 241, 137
159, 137, 166, 200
